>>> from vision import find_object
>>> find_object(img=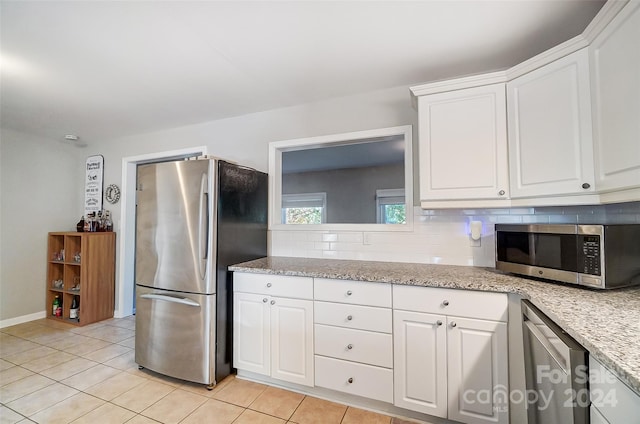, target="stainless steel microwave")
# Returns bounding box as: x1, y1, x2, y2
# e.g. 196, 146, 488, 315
495, 224, 640, 289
